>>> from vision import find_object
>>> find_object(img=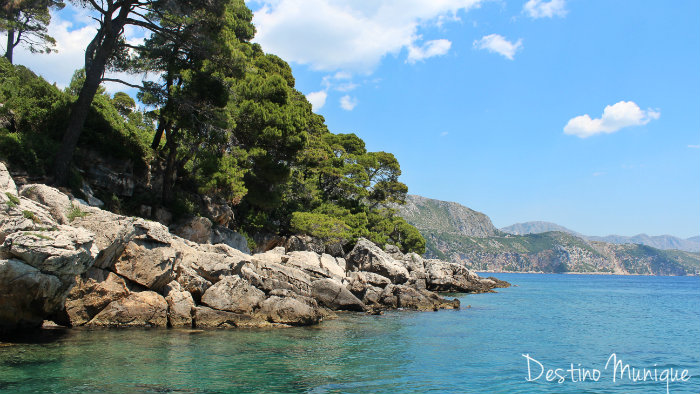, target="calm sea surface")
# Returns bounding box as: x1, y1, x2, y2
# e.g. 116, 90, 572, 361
1, 273, 699, 394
